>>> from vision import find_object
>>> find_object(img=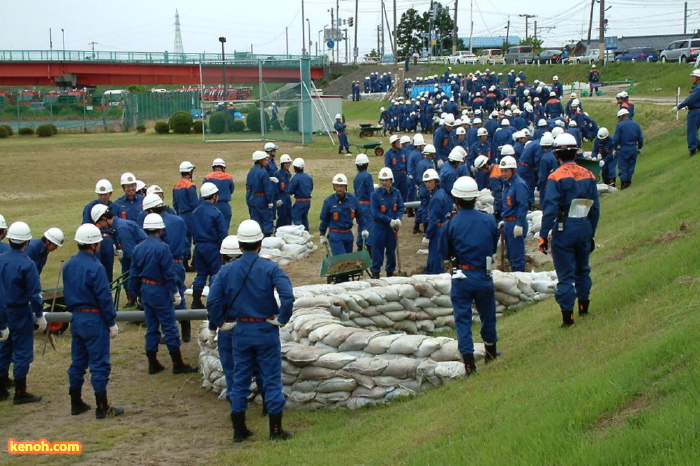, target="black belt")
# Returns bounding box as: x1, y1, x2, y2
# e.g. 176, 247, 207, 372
690, 107, 700, 111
